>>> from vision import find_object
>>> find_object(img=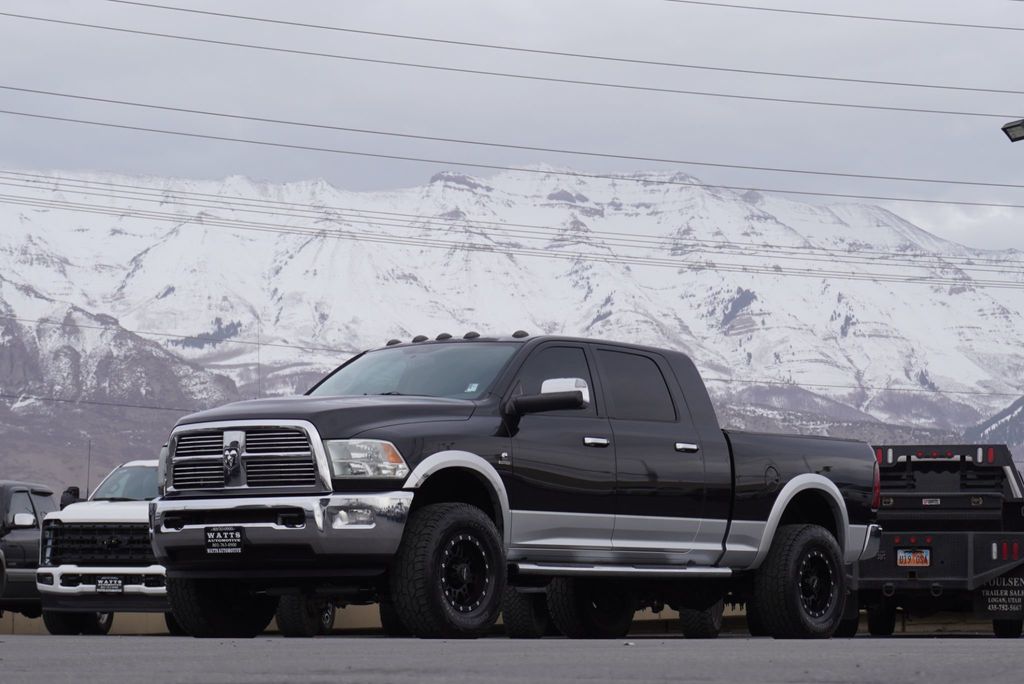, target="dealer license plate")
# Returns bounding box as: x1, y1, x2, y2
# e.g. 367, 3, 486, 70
896, 548, 931, 567
204, 526, 244, 554
95, 576, 124, 594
